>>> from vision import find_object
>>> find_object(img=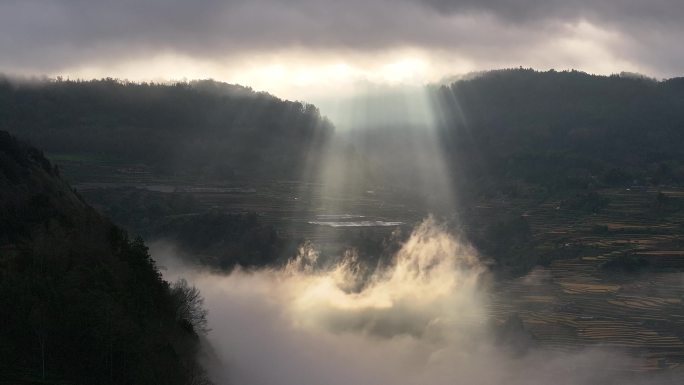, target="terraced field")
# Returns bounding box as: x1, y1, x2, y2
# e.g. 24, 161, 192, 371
490, 187, 684, 373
